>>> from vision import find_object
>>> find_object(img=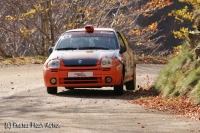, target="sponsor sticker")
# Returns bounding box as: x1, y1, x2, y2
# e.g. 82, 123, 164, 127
100, 31, 113, 34
61, 34, 71, 39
